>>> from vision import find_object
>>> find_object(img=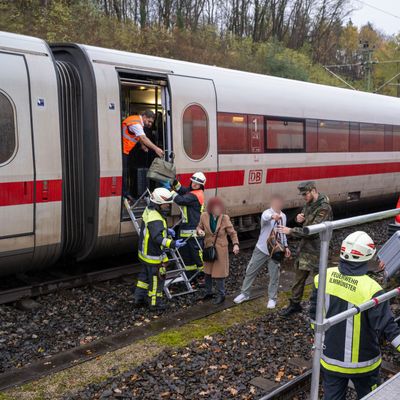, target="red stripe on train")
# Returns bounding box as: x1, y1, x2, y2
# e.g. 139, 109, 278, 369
266, 162, 400, 183
178, 170, 245, 189
0, 179, 62, 206
99, 176, 123, 197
